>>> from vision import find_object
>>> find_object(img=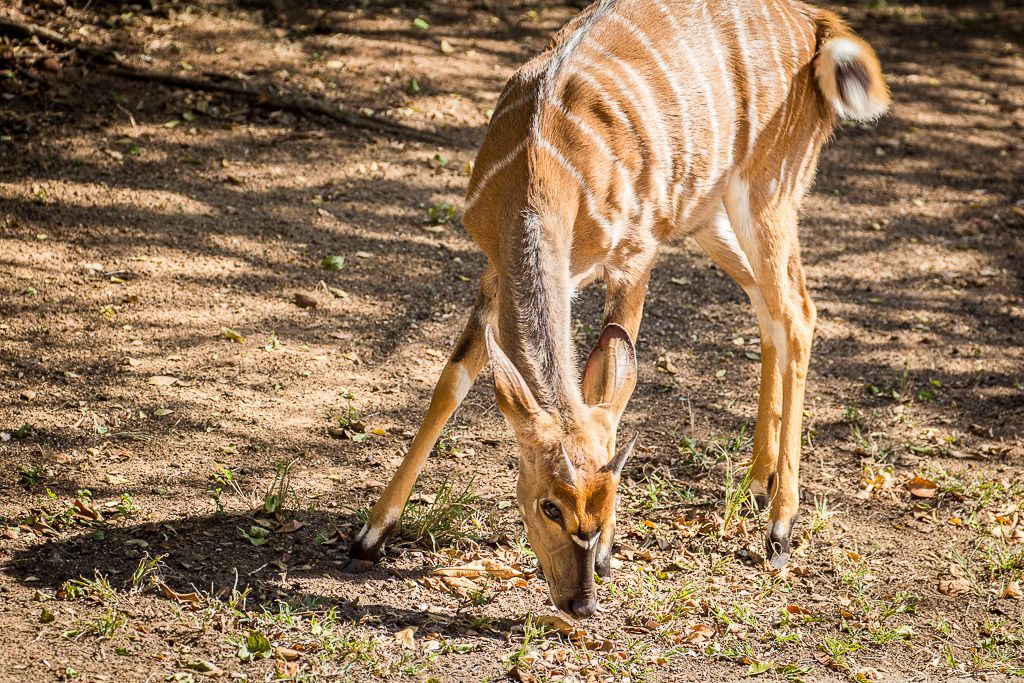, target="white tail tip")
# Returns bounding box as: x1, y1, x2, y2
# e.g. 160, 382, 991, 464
815, 36, 891, 122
